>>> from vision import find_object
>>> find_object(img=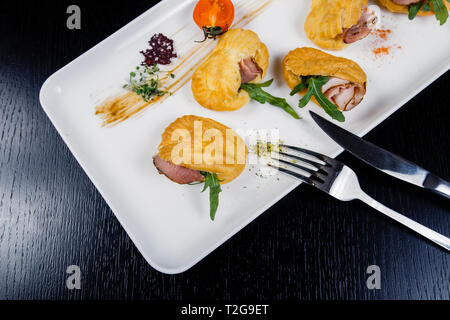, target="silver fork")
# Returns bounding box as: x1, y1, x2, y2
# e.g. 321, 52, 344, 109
269, 144, 450, 252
